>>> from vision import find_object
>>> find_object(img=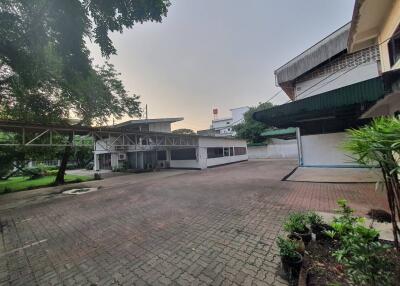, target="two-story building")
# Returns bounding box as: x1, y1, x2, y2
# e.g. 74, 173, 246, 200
253, 21, 394, 167
93, 117, 248, 171
348, 0, 400, 117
